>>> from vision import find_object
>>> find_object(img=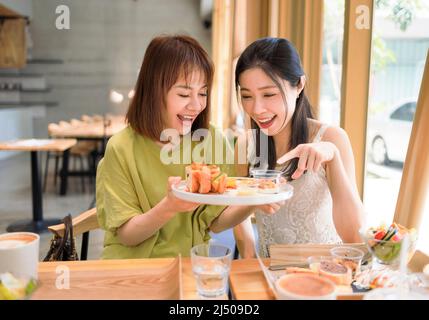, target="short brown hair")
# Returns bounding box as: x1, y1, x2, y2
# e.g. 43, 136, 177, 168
126, 35, 214, 140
